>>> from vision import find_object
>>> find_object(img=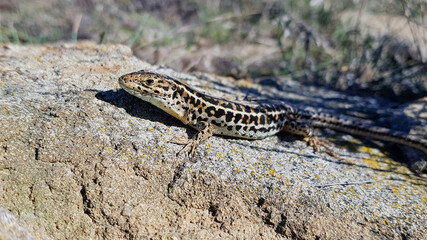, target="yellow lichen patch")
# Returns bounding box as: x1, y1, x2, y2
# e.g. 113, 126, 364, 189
100, 127, 106, 133
205, 143, 211, 152
34, 56, 42, 62
105, 148, 112, 153
217, 153, 222, 158
268, 169, 276, 177
360, 146, 375, 155
148, 128, 155, 132
231, 147, 239, 153
391, 187, 400, 197
363, 157, 389, 171
361, 146, 387, 157
393, 165, 413, 175
348, 138, 362, 144
128, 121, 133, 126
